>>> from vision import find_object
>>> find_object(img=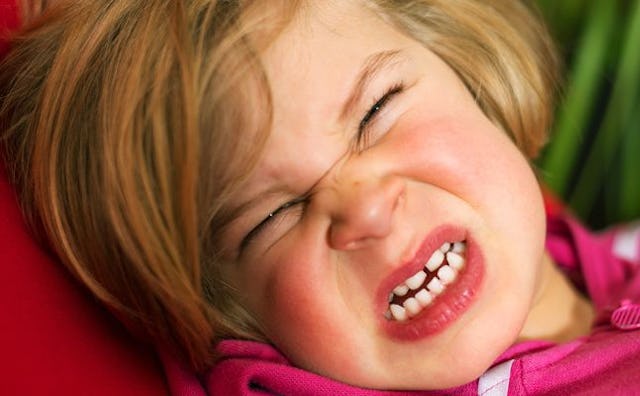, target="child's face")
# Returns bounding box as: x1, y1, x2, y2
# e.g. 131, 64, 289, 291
222, 2, 547, 390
